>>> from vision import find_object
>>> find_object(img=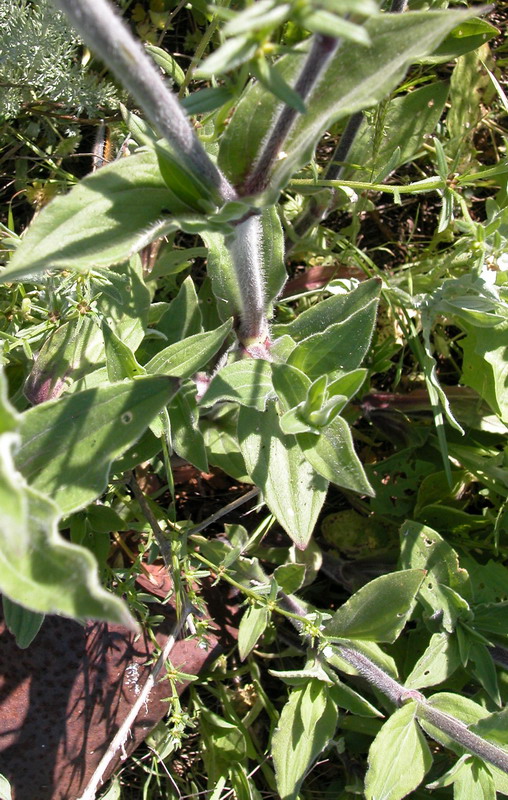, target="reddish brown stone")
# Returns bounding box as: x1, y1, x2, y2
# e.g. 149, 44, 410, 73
0, 600, 221, 800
